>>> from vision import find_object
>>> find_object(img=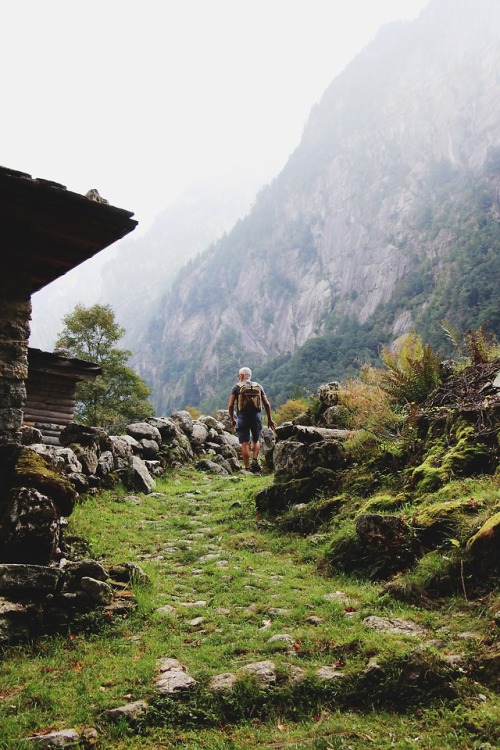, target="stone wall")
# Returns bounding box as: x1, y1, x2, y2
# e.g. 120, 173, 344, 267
0, 268, 31, 444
